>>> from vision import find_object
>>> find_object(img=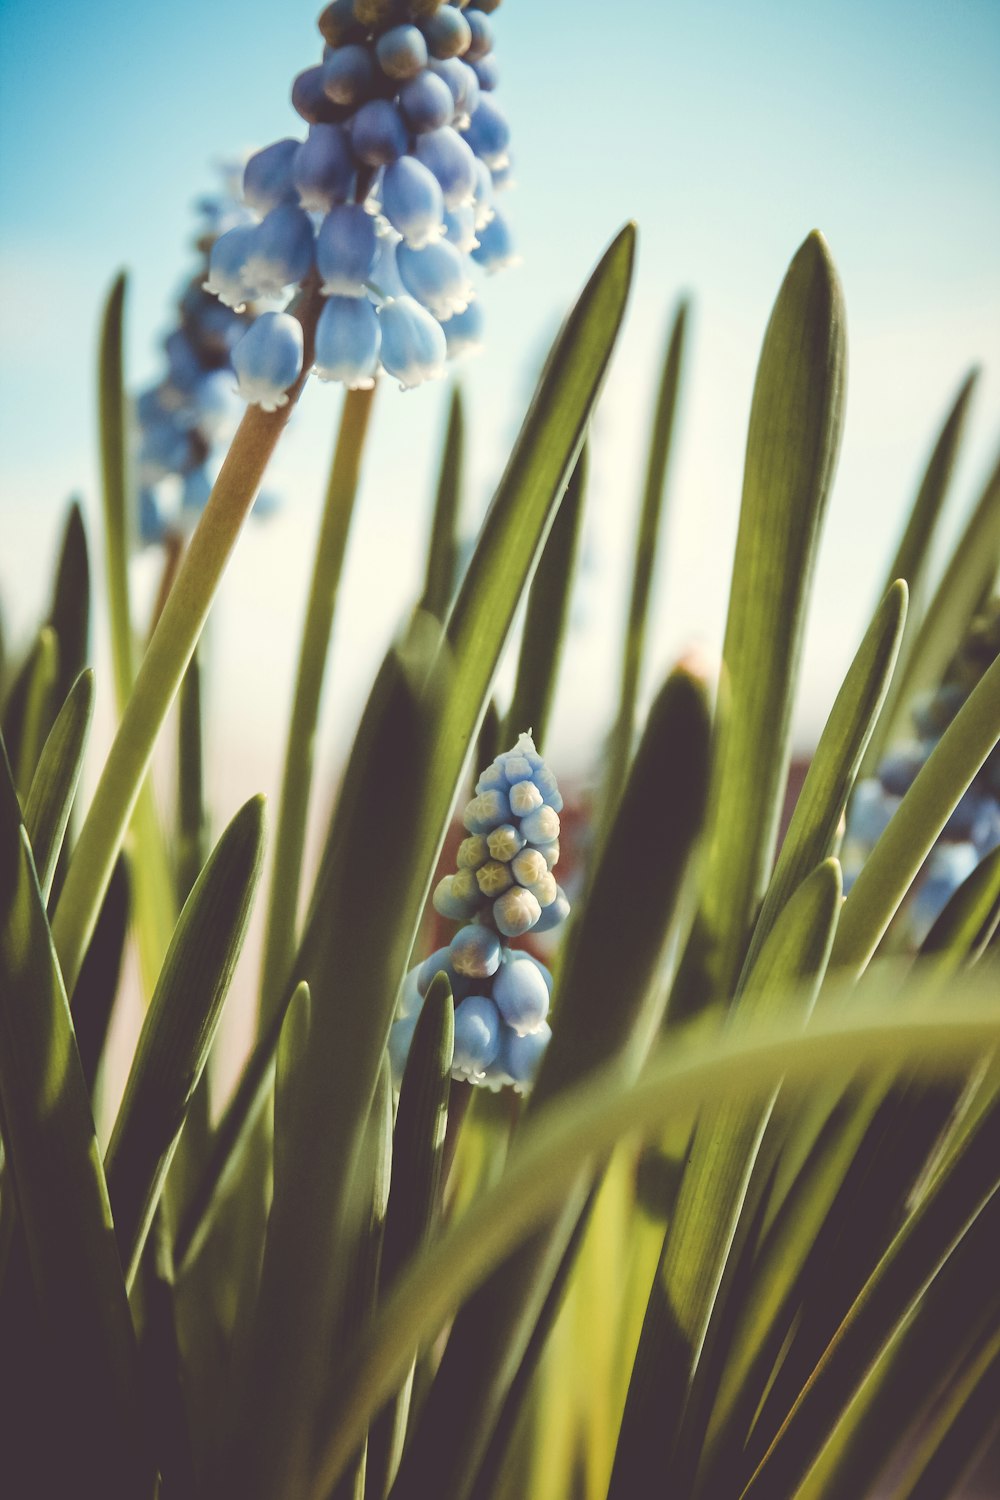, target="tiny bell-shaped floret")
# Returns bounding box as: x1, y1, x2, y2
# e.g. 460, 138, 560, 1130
350, 99, 409, 166
292, 65, 342, 126
511, 848, 547, 888
242, 205, 315, 298
231, 312, 303, 412
400, 69, 457, 133
476, 860, 513, 897
493, 950, 550, 1036
471, 159, 496, 230
378, 296, 448, 388
204, 225, 260, 309
472, 207, 518, 273
487, 823, 524, 862
243, 140, 300, 214
471, 53, 499, 91
449, 923, 502, 978
445, 205, 479, 255
532, 885, 571, 933
508, 779, 543, 816
314, 295, 381, 388
415, 127, 478, 208
430, 57, 480, 126
457, 834, 490, 869
423, 7, 472, 59
376, 24, 429, 80
316, 204, 380, 295
519, 803, 560, 846
433, 871, 480, 921
293, 125, 355, 211
397, 965, 423, 1020
397, 239, 473, 321
501, 1022, 551, 1094
463, 10, 495, 61
464, 788, 512, 834
322, 42, 376, 106
453, 996, 501, 1079
464, 95, 511, 168
381, 155, 446, 248
493, 886, 541, 938
443, 300, 485, 360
